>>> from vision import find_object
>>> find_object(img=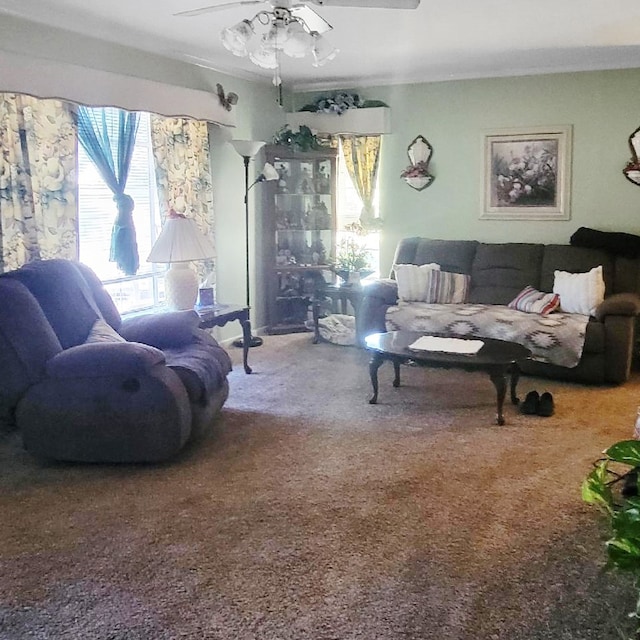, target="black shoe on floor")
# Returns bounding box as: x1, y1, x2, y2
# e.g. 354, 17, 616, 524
520, 390, 540, 415
538, 392, 555, 417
